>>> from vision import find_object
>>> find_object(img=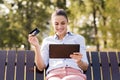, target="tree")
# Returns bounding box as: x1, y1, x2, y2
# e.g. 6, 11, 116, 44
0, 0, 3, 3
99, 0, 120, 49
68, 0, 86, 32
2, 0, 52, 49
0, 0, 120, 50
105, 0, 120, 49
